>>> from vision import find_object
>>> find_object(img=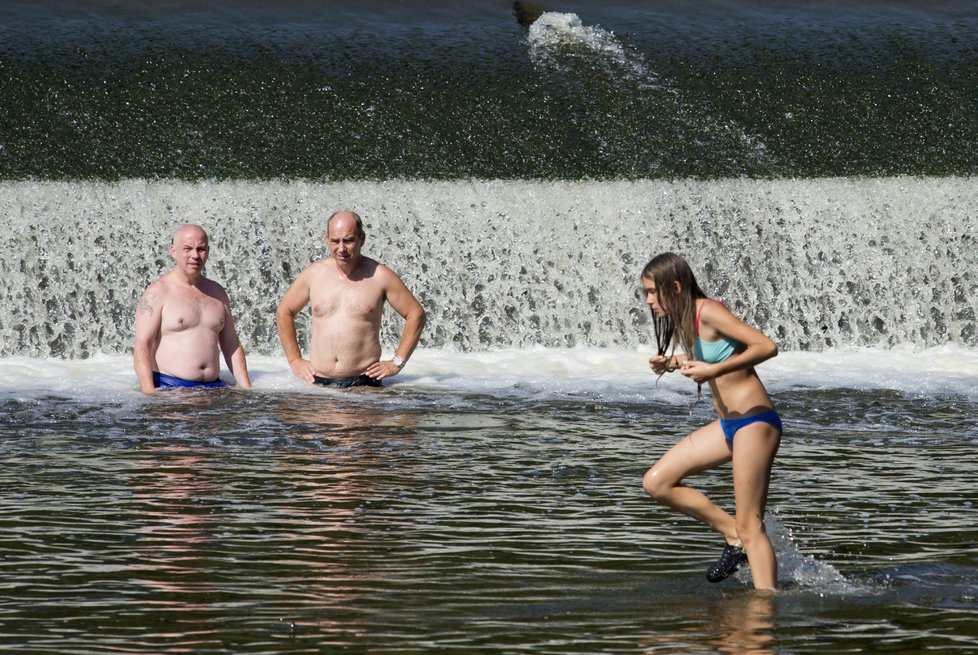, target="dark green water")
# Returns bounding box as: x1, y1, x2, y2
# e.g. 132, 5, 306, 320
2, 1, 977, 179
